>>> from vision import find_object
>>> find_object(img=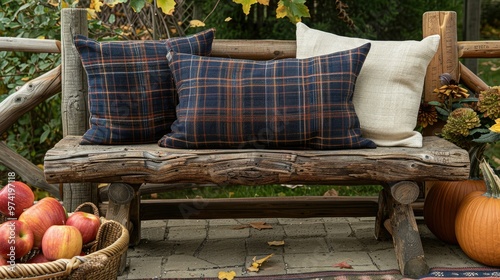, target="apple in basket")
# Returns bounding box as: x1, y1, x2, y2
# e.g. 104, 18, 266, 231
66, 211, 100, 244
27, 252, 50, 264
42, 225, 82, 261
0, 220, 34, 260
0, 256, 7, 266
0, 181, 35, 218
19, 197, 67, 248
